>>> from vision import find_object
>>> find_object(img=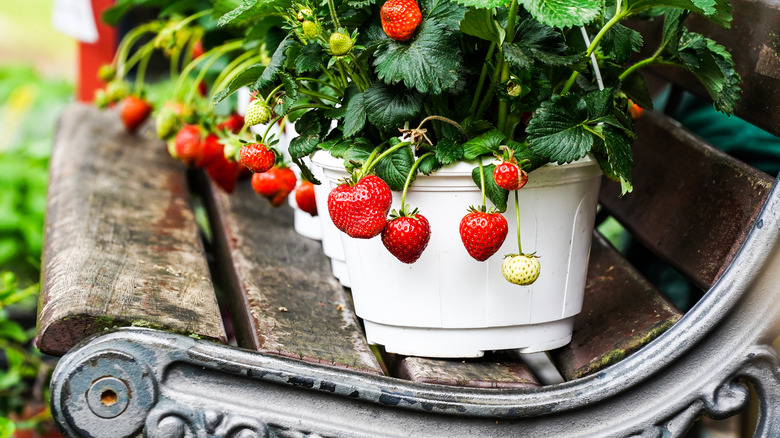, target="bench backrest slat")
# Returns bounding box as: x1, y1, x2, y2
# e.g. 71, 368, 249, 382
599, 110, 772, 290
